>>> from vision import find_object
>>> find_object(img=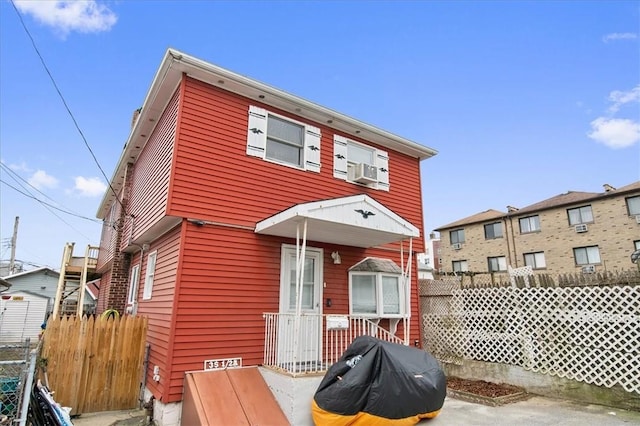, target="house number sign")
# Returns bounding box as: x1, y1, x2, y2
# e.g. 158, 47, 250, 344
204, 357, 242, 371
